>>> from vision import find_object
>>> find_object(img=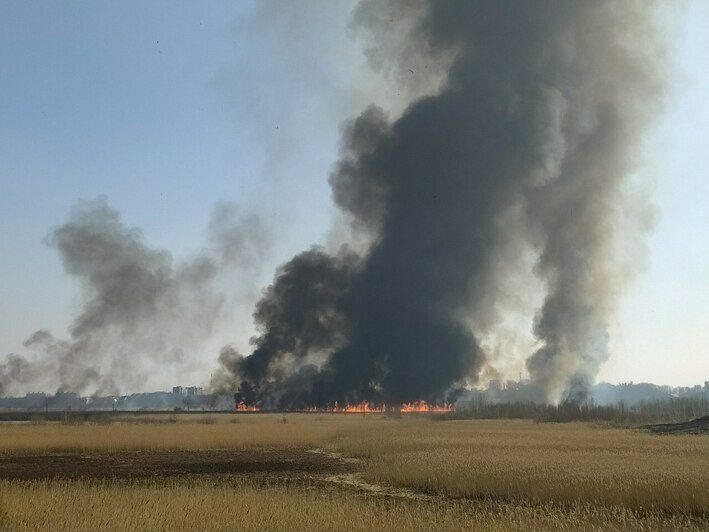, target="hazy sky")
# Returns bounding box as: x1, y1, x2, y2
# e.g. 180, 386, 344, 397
0, 1, 707, 390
